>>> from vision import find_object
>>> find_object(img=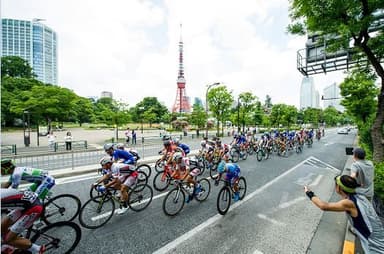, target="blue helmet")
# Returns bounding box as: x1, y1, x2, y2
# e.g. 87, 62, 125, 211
217, 161, 226, 173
